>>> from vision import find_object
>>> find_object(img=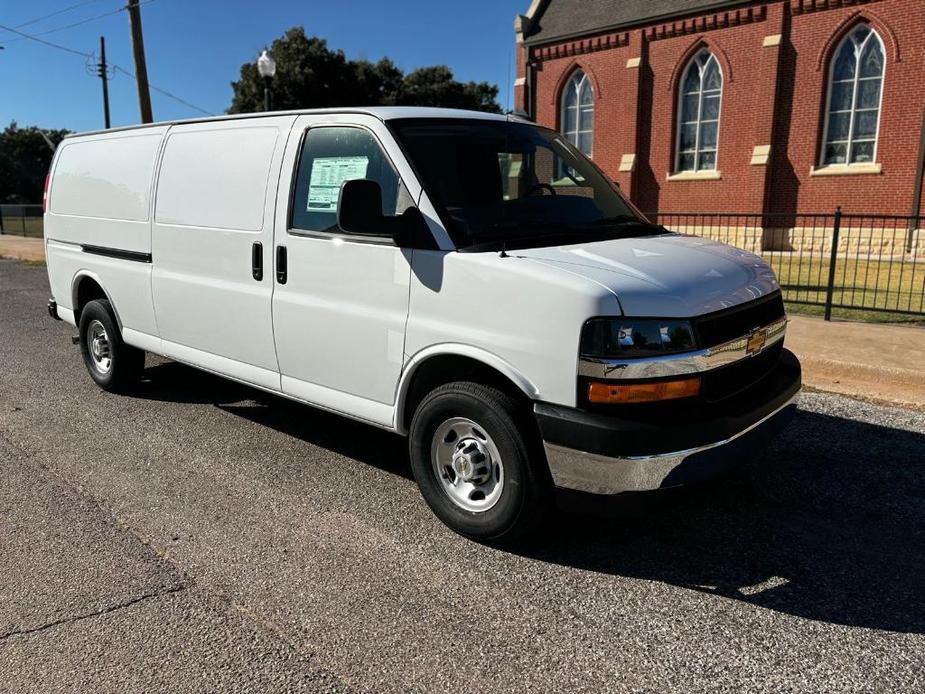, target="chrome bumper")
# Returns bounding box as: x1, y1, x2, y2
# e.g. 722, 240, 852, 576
543, 393, 799, 495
